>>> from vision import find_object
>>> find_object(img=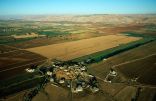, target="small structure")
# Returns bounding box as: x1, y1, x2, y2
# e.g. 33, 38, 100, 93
50, 78, 54, 82
90, 85, 99, 93
80, 66, 86, 71
131, 76, 138, 82
75, 85, 83, 92
59, 77, 65, 84
104, 68, 117, 83
46, 71, 52, 76
109, 68, 117, 76
25, 68, 35, 73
